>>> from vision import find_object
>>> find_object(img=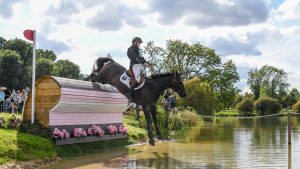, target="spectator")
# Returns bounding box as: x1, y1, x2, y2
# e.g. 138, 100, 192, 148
25, 87, 30, 98
162, 94, 169, 111
10, 99, 15, 114
169, 95, 177, 110
0, 90, 4, 112
17, 90, 25, 113
10, 89, 17, 103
